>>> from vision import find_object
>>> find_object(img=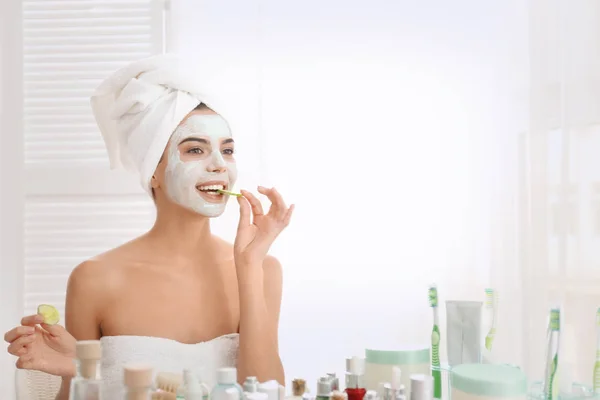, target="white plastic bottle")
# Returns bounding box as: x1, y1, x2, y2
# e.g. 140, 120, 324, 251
327, 373, 340, 392
259, 380, 282, 400
316, 376, 333, 400
223, 387, 242, 400
244, 376, 260, 395
409, 375, 433, 400
247, 392, 270, 400
211, 368, 244, 400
